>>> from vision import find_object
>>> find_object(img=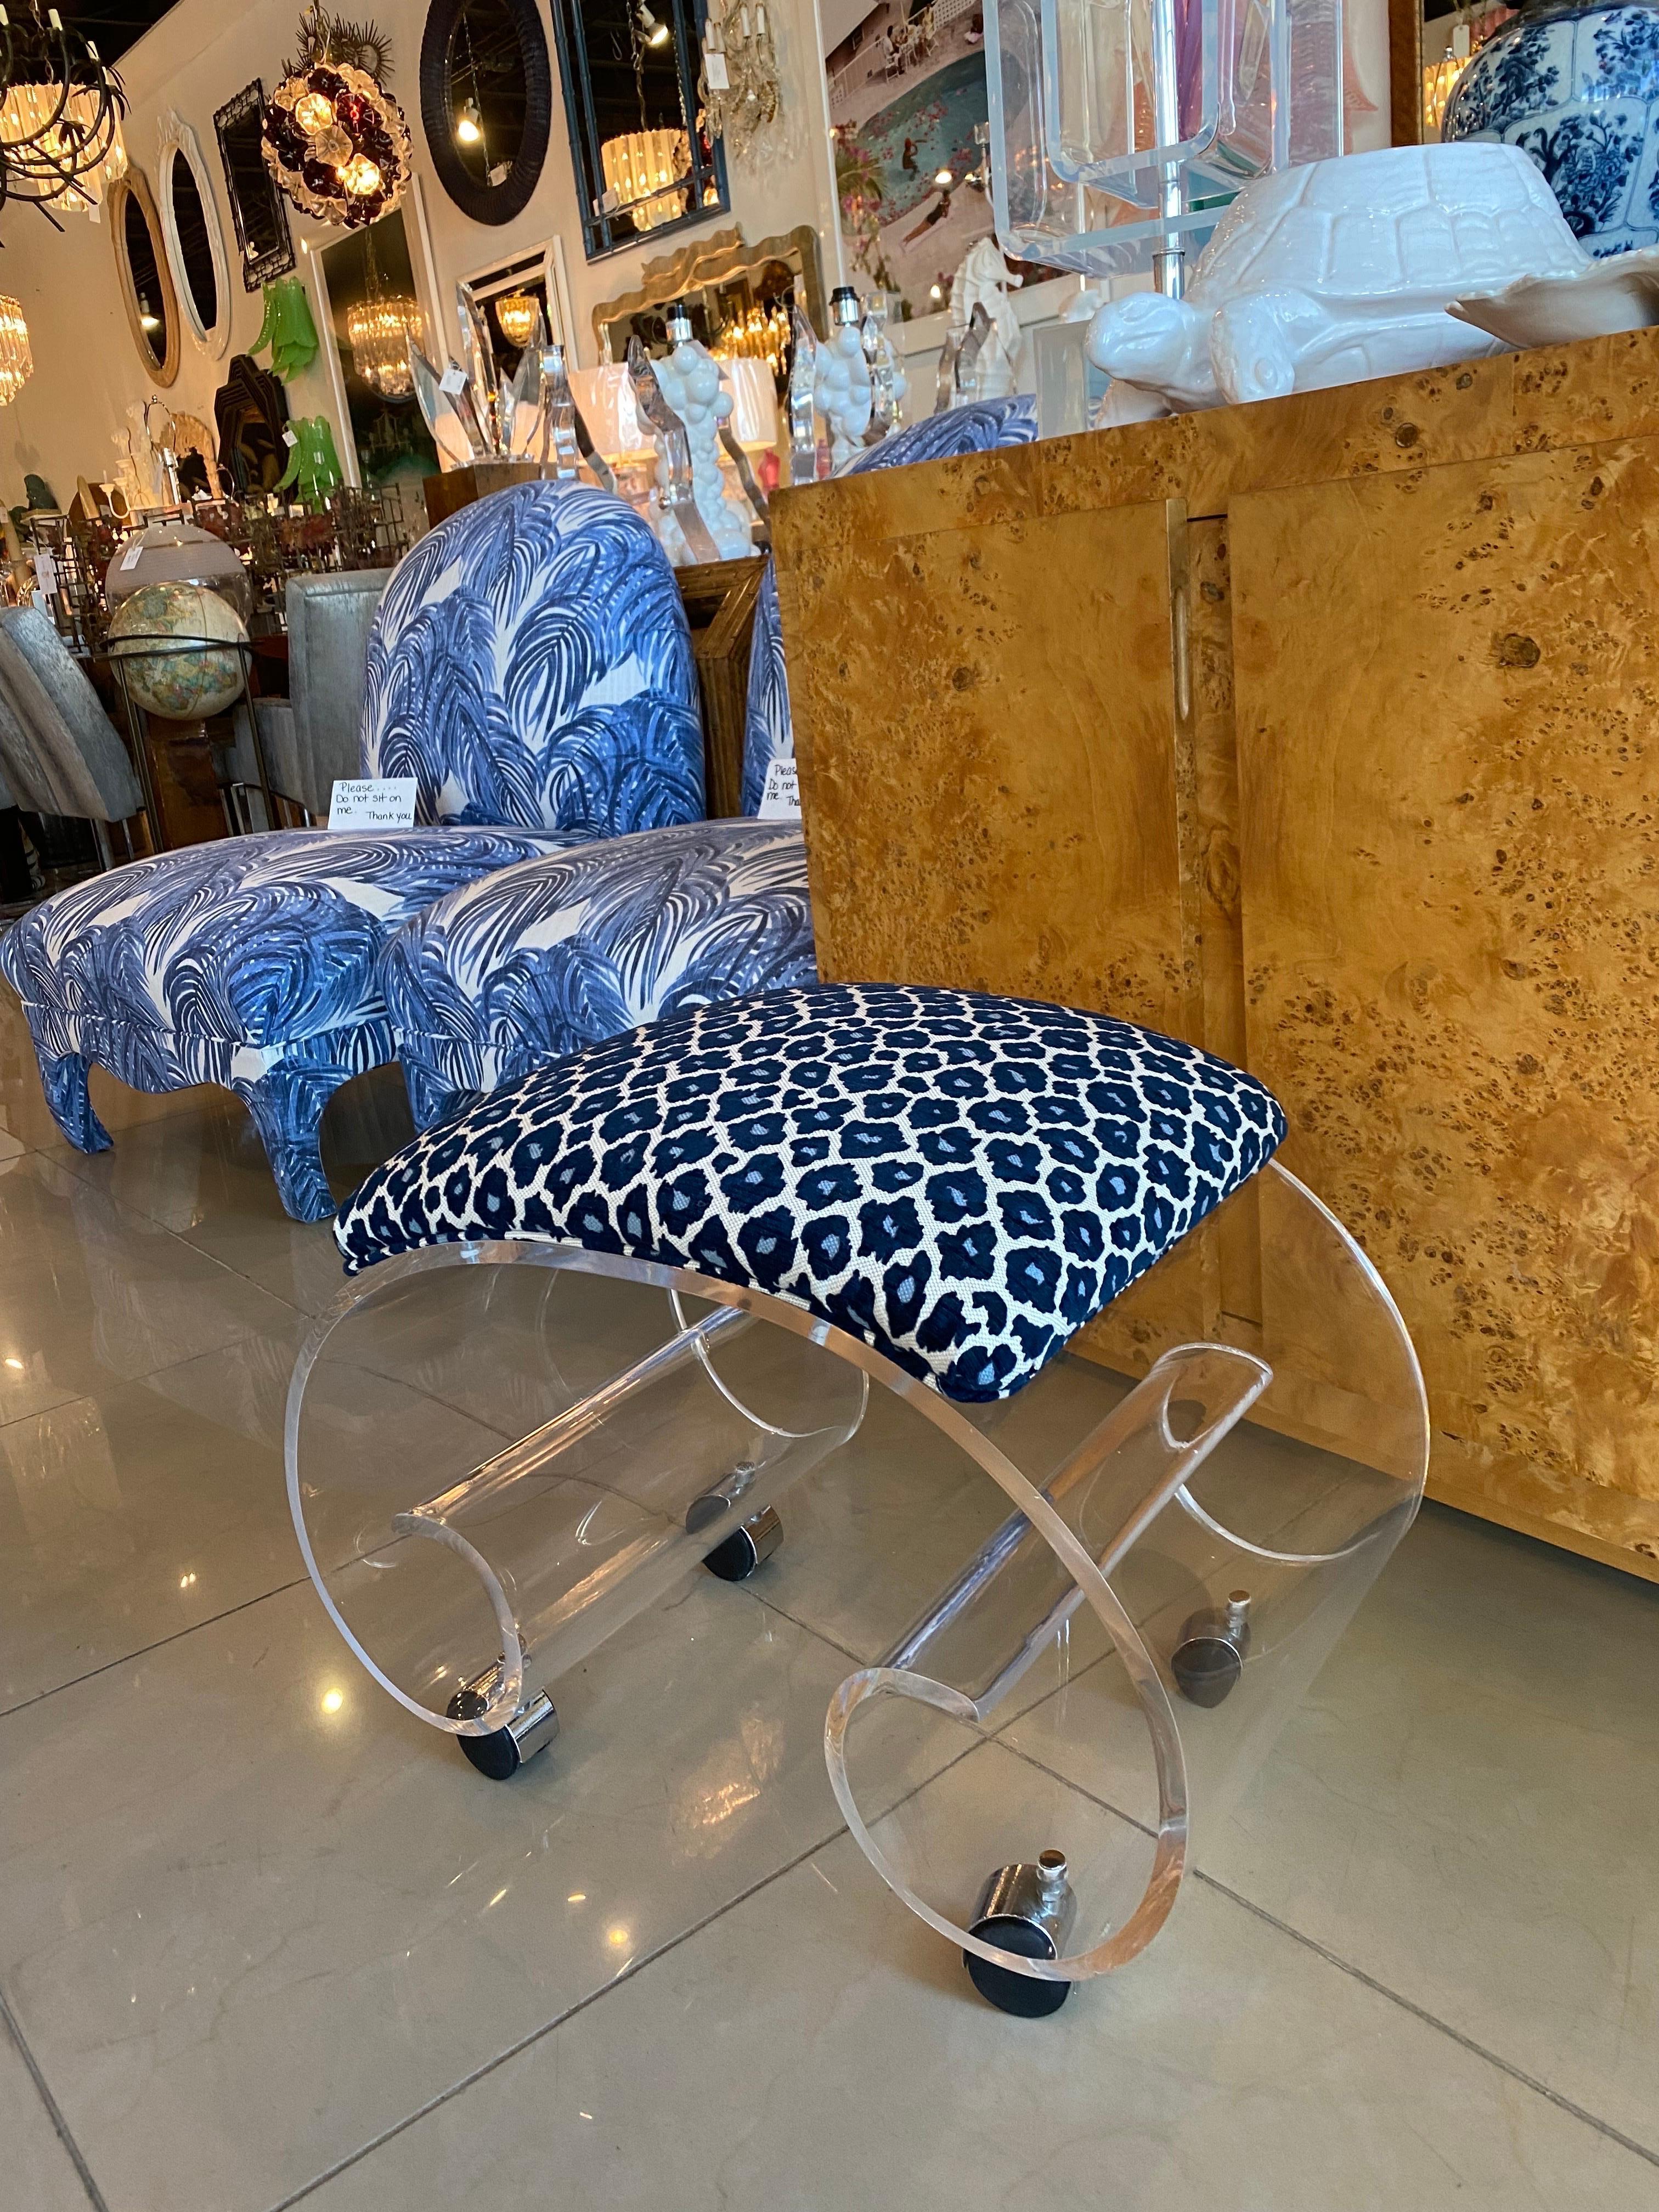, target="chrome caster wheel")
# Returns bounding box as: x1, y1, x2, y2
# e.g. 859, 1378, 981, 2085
696, 1503, 783, 1583
963, 1851, 1076, 2017
445, 1668, 559, 1781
